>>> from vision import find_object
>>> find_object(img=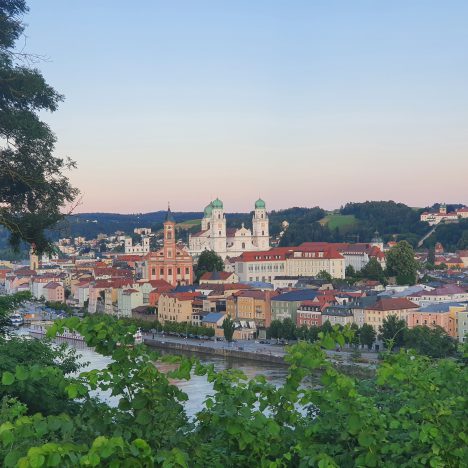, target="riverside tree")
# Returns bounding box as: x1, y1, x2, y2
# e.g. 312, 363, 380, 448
222, 315, 236, 342
0, 0, 78, 253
